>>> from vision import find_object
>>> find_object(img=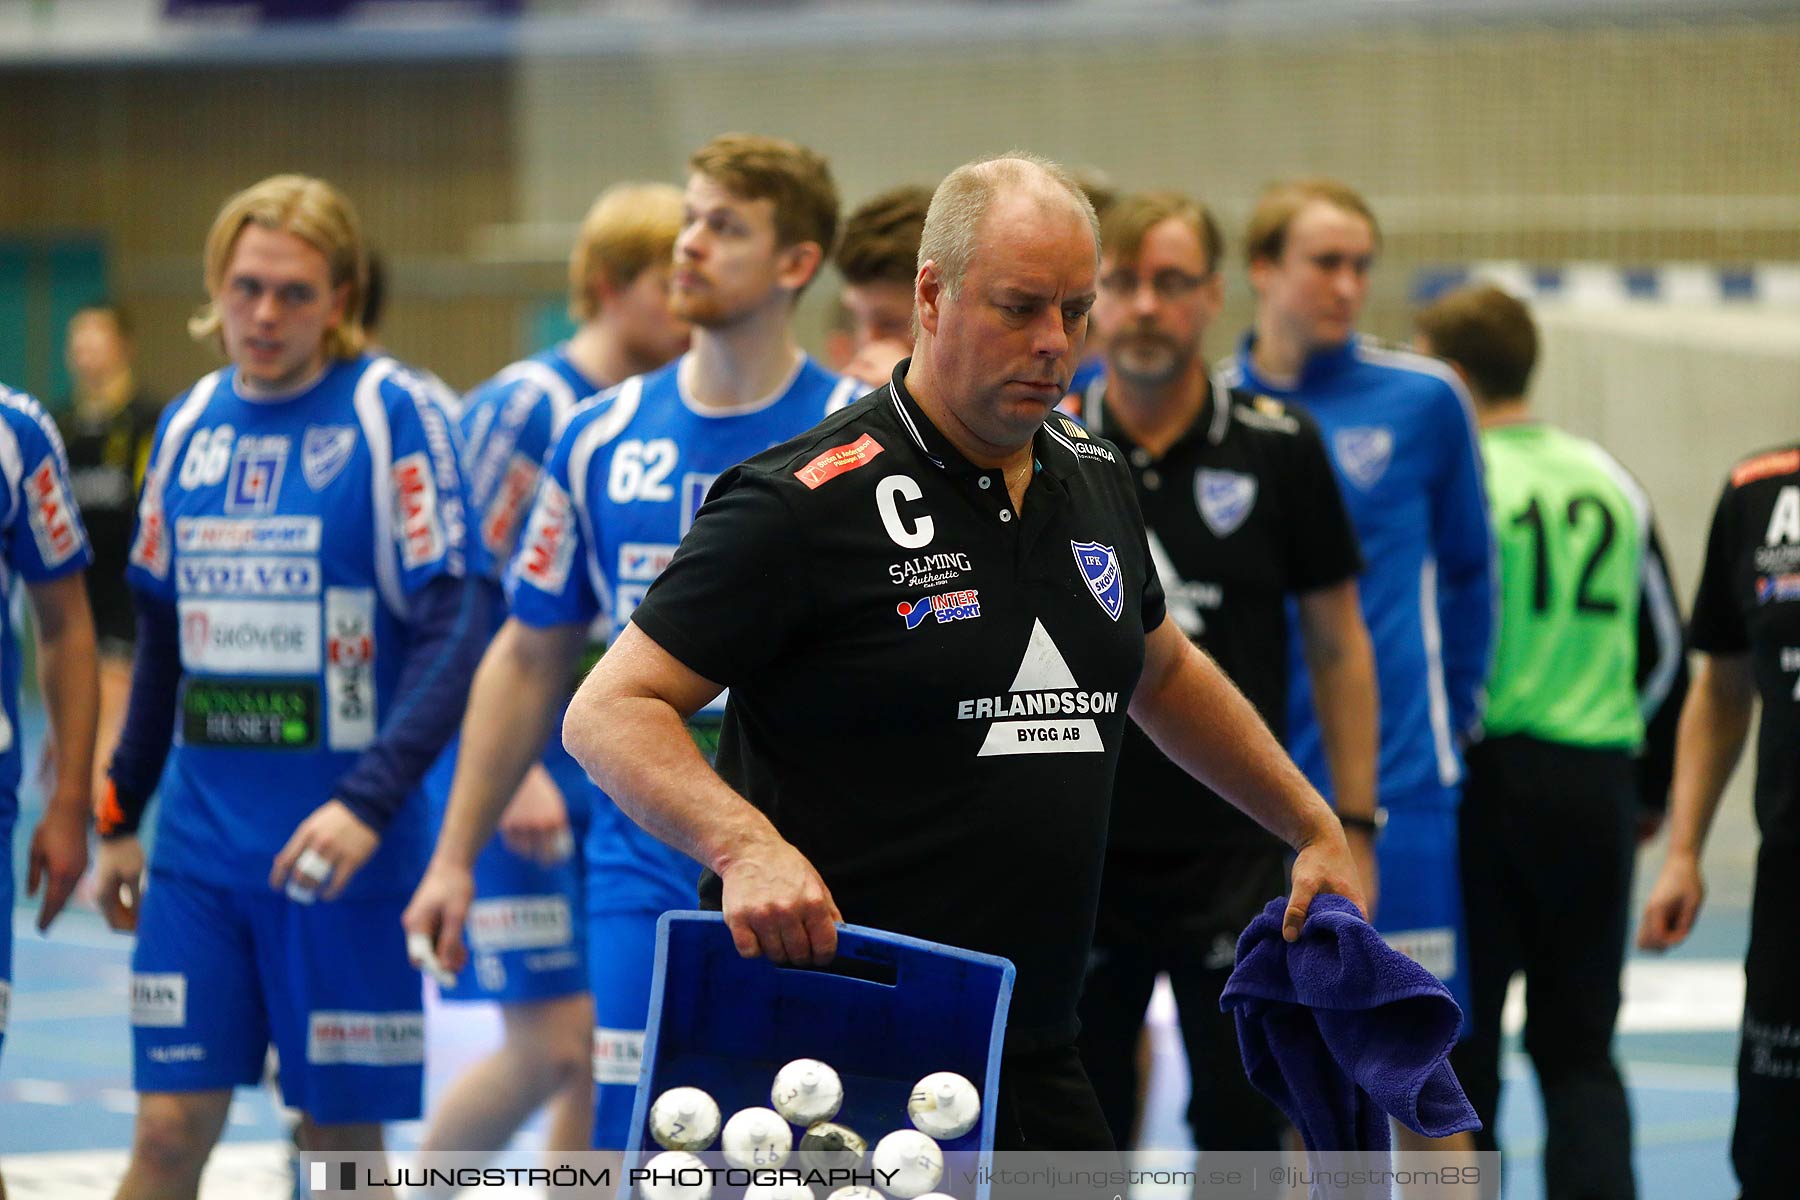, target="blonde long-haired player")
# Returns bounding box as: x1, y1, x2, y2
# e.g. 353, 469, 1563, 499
96, 174, 483, 1200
